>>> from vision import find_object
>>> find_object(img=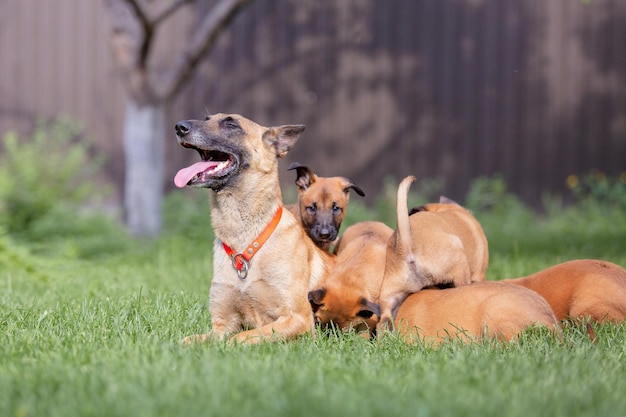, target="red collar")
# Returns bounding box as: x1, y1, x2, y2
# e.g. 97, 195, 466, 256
222, 206, 283, 280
